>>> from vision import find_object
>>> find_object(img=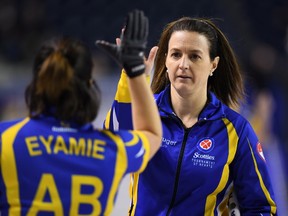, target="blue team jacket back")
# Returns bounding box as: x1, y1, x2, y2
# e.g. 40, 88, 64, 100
0, 115, 150, 216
